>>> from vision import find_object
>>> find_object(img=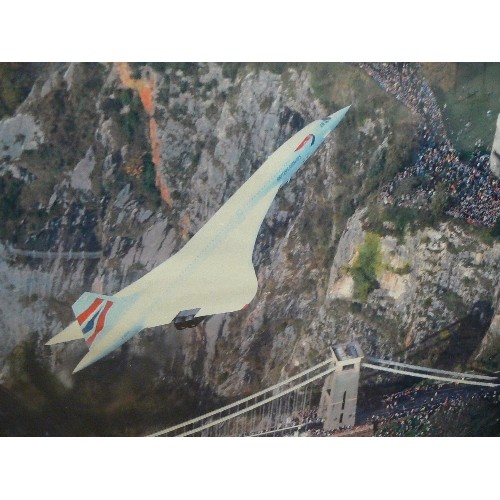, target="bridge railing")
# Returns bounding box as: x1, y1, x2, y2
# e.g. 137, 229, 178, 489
363, 357, 499, 387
